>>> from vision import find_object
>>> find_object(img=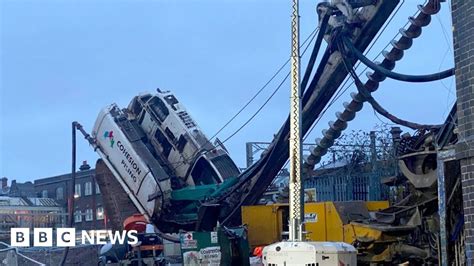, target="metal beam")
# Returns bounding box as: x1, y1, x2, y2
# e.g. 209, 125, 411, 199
437, 148, 456, 266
